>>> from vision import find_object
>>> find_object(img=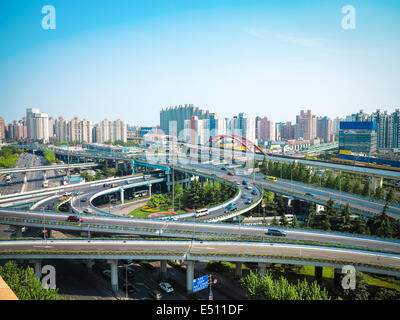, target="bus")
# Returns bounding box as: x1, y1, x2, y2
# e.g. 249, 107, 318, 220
266, 176, 278, 182
195, 208, 208, 218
